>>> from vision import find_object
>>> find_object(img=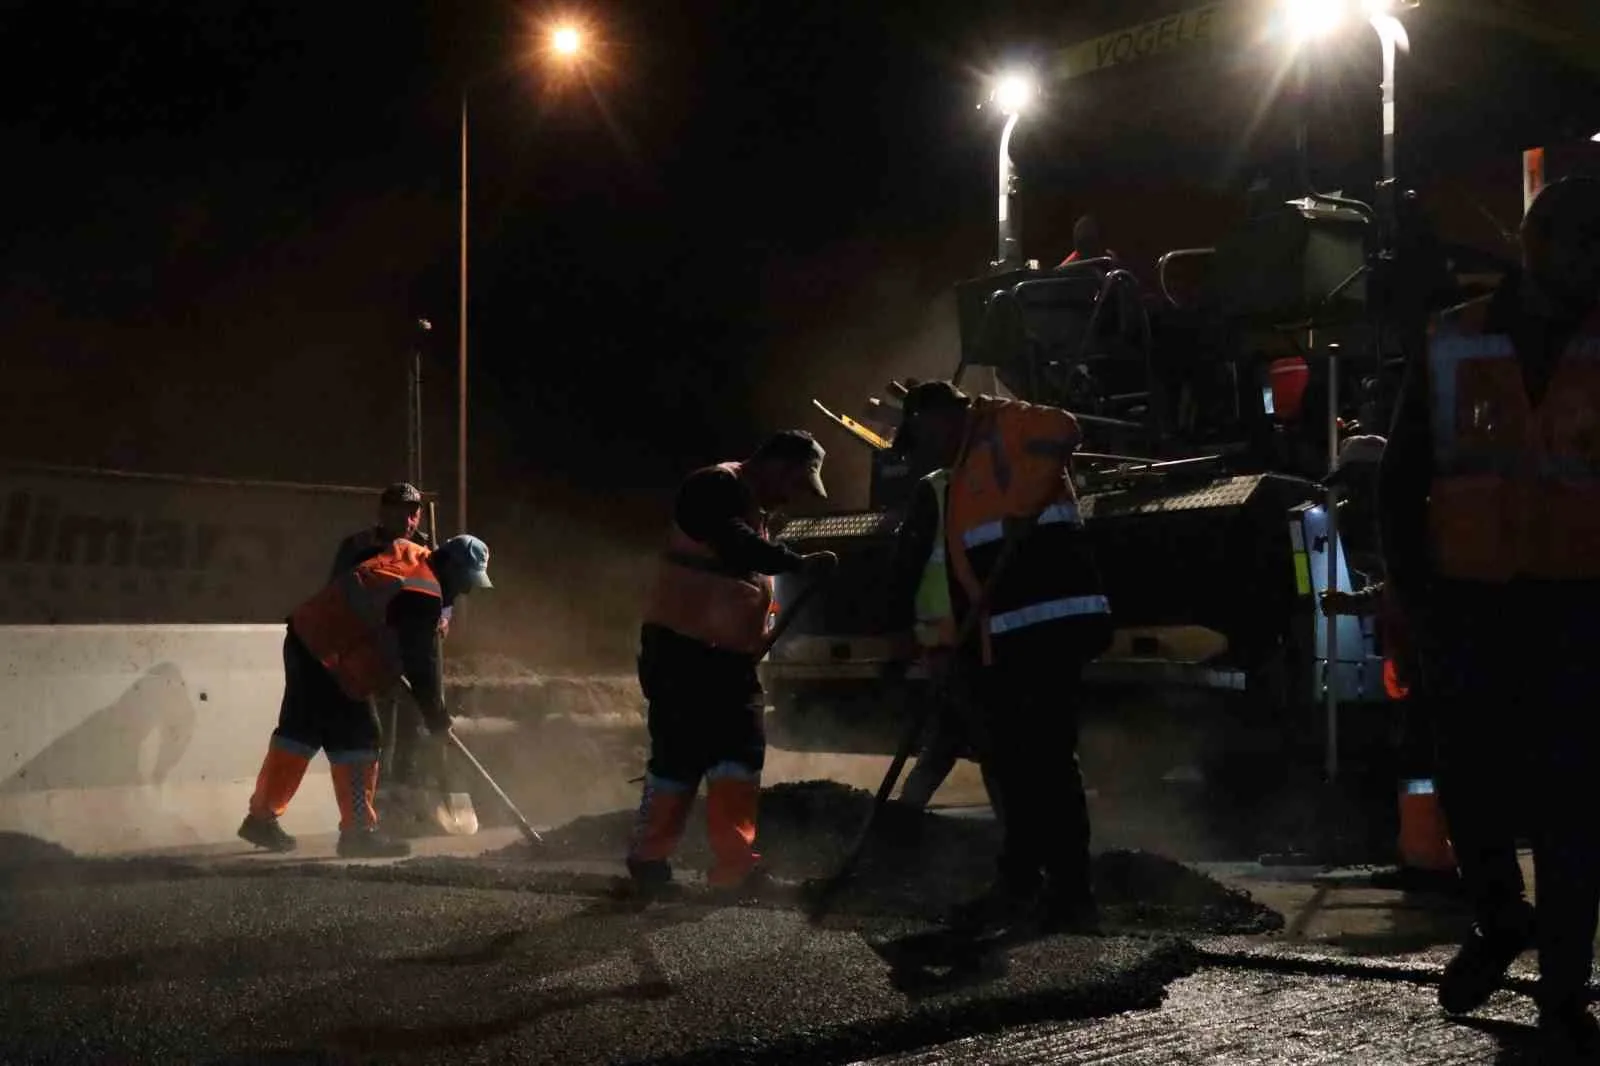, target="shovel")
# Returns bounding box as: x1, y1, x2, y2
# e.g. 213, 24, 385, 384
625, 569, 834, 786
398, 676, 541, 846
804, 522, 1031, 922
424, 498, 478, 837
